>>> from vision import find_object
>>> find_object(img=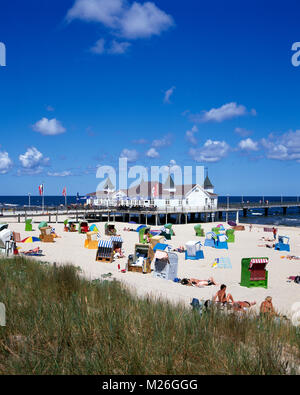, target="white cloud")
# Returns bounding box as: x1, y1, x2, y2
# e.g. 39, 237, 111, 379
189, 102, 254, 123
163, 86, 175, 103
32, 118, 66, 136
146, 147, 159, 158
189, 140, 230, 162
108, 40, 131, 54
90, 38, 106, 54
0, 151, 12, 174
152, 133, 172, 148
261, 130, 300, 161
120, 2, 174, 39
19, 147, 50, 174
120, 148, 138, 162
238, 138, 259, 151
67, 0, 174, 45
66, 0, 124, 27
235, 127, 252, 137
47, 170, 72, 177
186, 125, 198, 145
